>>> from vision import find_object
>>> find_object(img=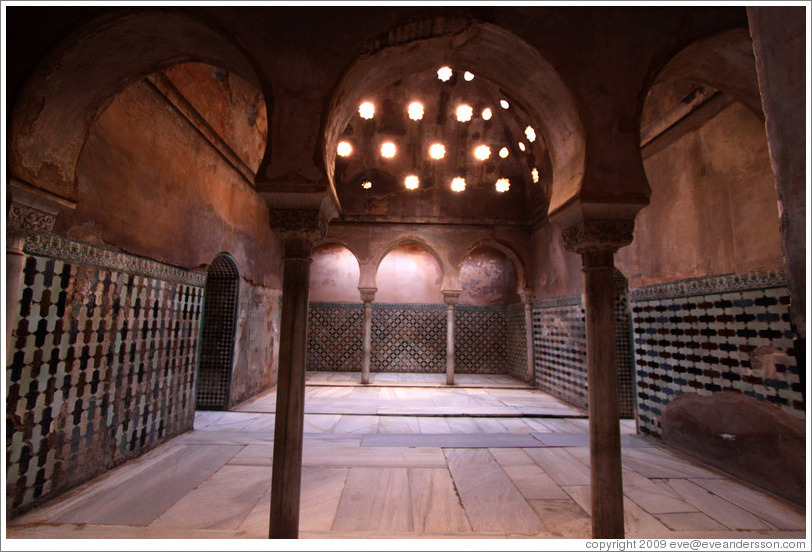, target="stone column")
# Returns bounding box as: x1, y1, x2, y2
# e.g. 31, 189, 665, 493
562, 218, 635, 539
358, 287, 377, 384
6, 180, 75, 356
443, 290, 461, 385
519, 289, 536, 384
267, 208, 326, 539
